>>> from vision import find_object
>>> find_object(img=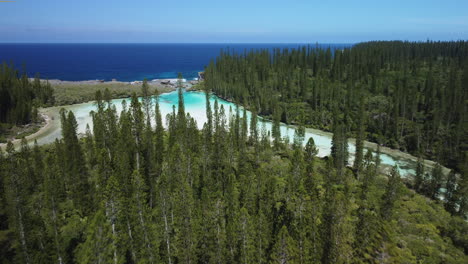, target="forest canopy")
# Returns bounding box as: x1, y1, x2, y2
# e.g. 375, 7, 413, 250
1, 42, 468, 263
1, 82, 467, 263
0, 63, 54, 125
204, 41, 468, 171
